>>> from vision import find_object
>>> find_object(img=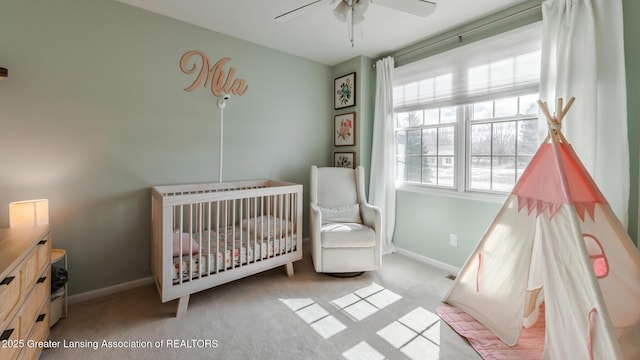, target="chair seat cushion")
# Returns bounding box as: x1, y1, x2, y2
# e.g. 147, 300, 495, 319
321, 223, 375, 248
